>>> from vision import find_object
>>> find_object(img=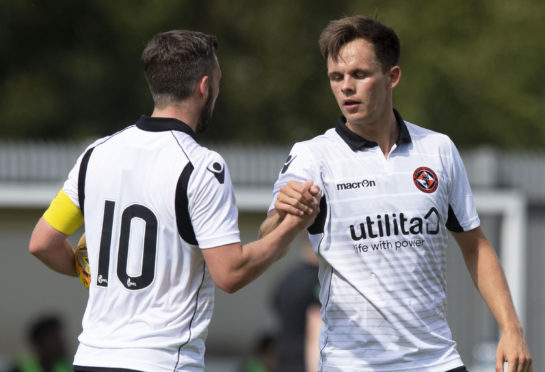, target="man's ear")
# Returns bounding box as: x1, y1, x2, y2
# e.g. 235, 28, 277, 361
388, 66, 401, 89
197, 75, 210, 100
